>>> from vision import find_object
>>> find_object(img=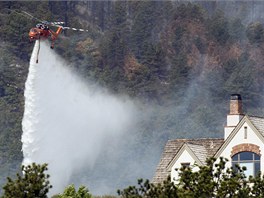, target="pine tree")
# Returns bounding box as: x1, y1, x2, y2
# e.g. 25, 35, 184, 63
2, 163, 52, 198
